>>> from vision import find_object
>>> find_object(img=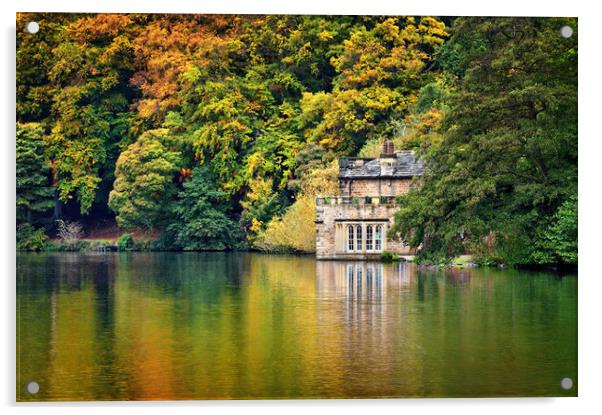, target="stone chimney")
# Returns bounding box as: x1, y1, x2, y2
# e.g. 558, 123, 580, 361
380, 140, 395, 158
379, 140, 396, 173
